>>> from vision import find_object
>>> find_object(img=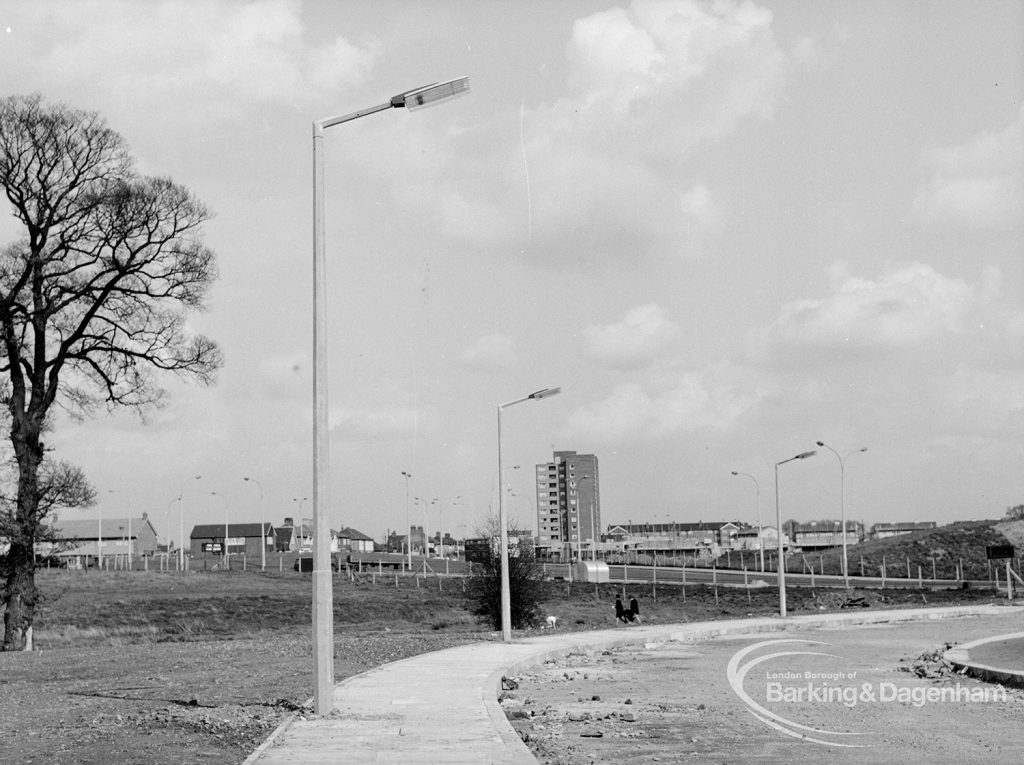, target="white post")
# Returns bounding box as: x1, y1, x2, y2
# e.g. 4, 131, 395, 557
312, 118, 334, 713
